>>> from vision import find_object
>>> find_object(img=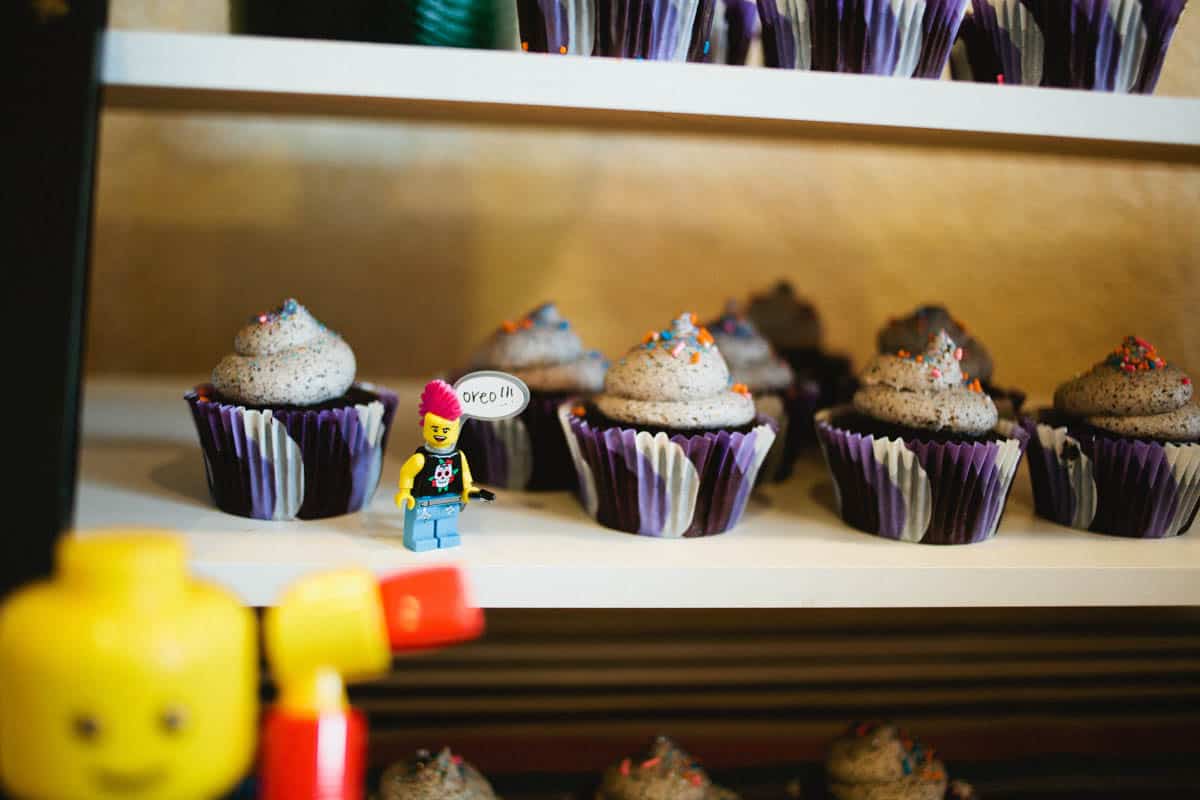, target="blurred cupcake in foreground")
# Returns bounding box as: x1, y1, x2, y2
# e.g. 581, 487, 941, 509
598, 736, 737, 800
878, 305, 1025, 417
185, 298, 397, 520
758, 0, 969, 76
706, 301, 820, 481
815, 331, 1027, 545
1023, 336, 1200, 538
950, 0, 1187, 93
559, 312, 776, 537
458, 302, 607, 491
827, 722, 947, 800
518, 0, 718, 60
745, 280, 855, 407
380, 748, 496, 800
